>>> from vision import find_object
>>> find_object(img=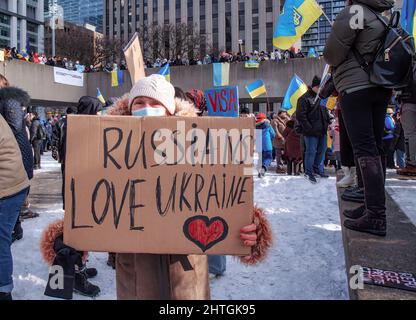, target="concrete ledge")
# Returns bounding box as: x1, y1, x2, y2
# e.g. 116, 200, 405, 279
337, 183, 416, 300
